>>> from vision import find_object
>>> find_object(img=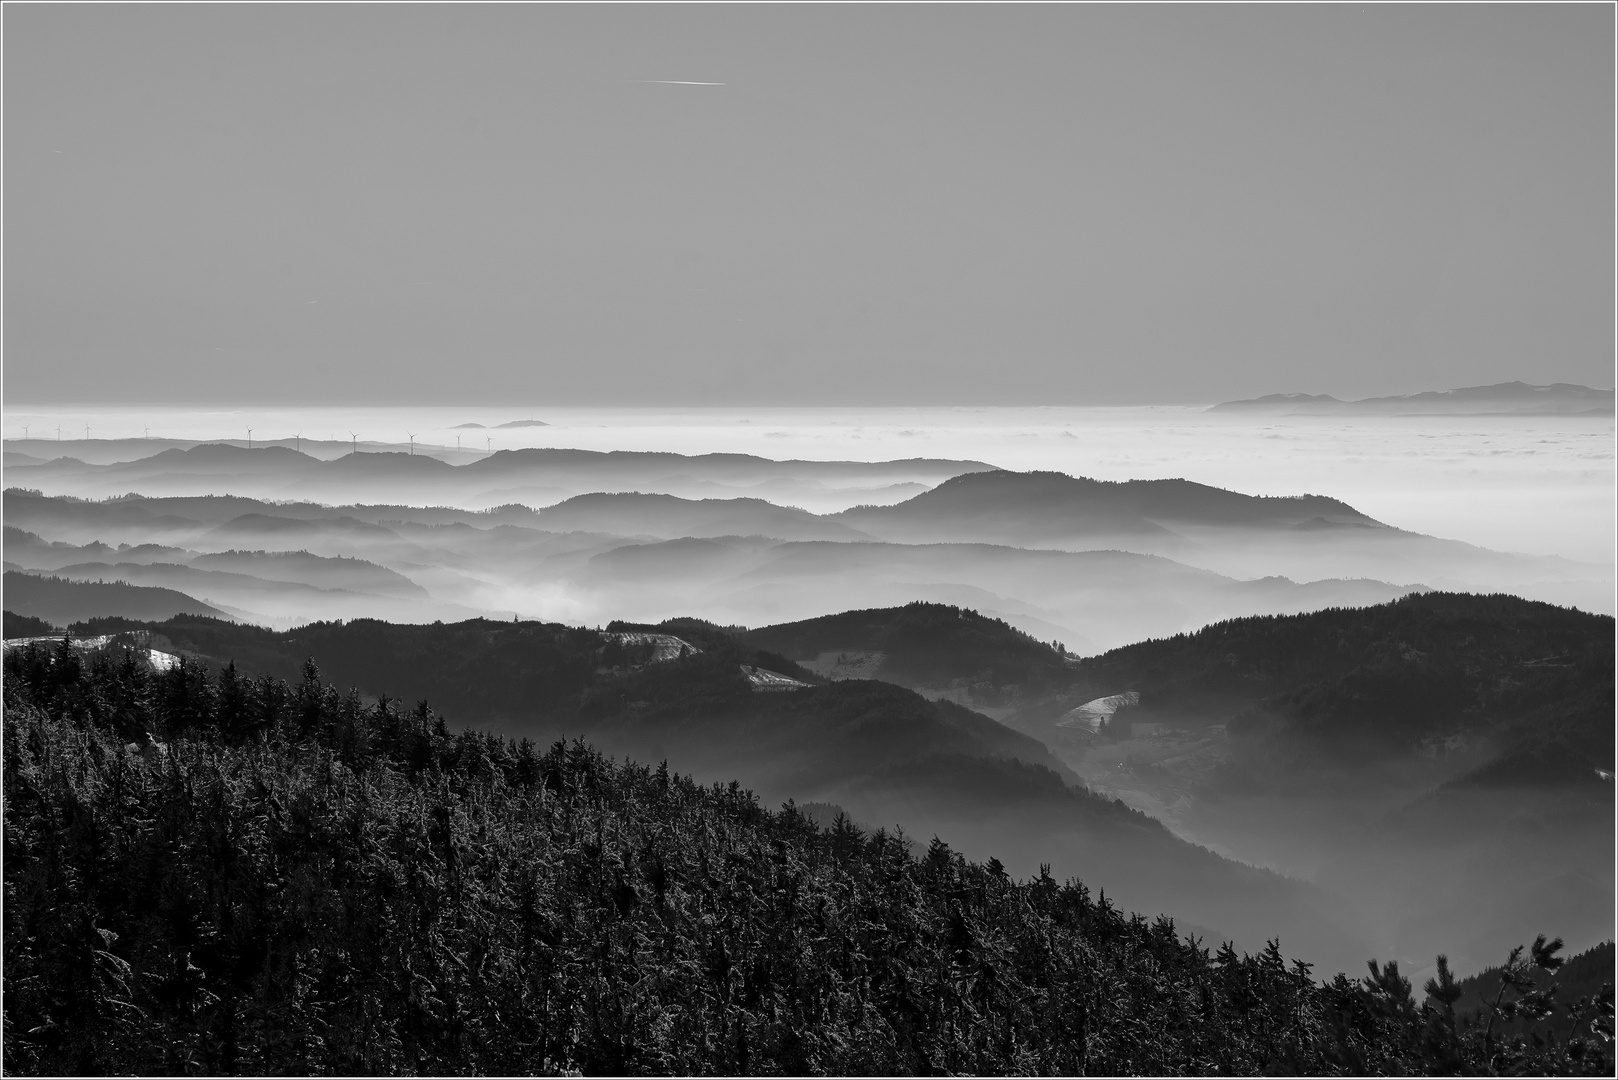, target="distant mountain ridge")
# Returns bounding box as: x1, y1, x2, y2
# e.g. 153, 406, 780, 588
533, 492, 876, 542
1211, 381, 1614, 416
452, 418, 550, 428
2, 570, 229, 624
835, 470, 1380, 547
6, 443, 995, 485
12, 480, 1610, 650
1, 444, 996, 514
5, 471, 1384, 543
2, 516, 476, 627
6, 446, 1609, 623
